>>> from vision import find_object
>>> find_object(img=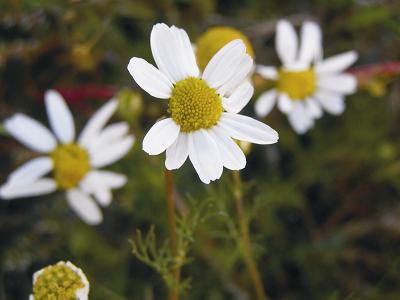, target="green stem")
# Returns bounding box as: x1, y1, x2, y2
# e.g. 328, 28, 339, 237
233, 171, 268, 300
165, 169, 181, 300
